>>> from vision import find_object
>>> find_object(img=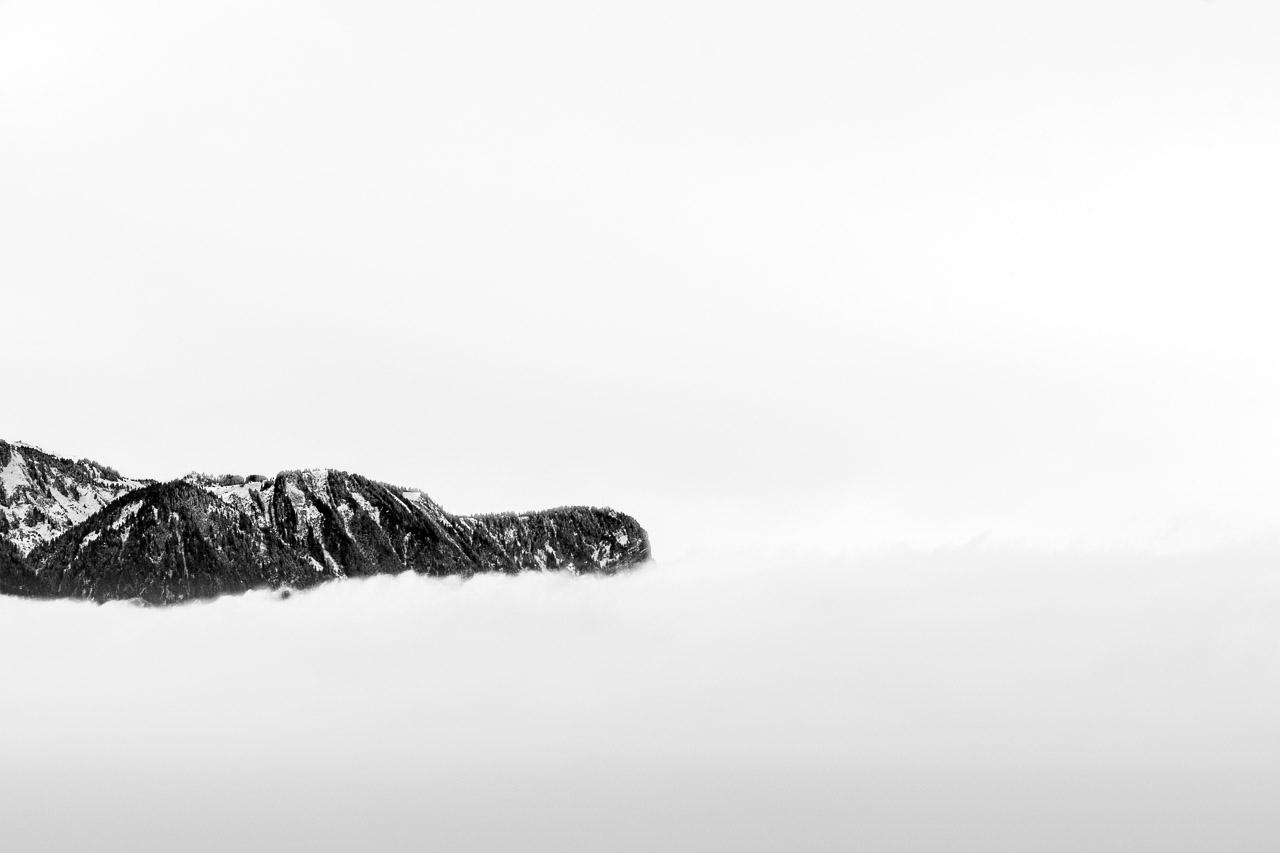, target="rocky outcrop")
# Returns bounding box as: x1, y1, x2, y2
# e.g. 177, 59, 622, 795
0, 440, 651, 604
